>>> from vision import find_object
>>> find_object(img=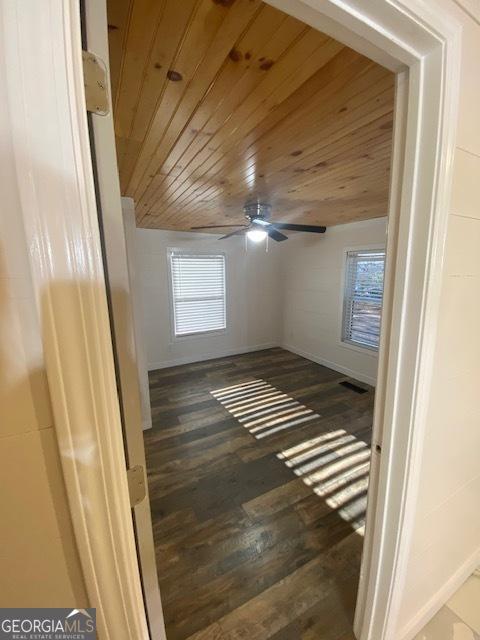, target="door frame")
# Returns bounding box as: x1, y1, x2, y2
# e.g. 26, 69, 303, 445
254, 3, 461, 637
1, 1, 460, 640
81, 1, 165, 638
